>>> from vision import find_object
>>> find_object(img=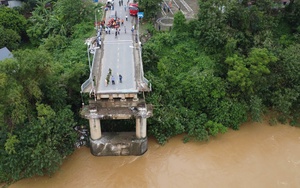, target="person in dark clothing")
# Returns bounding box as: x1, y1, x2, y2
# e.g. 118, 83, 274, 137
119, 74, 123, 83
